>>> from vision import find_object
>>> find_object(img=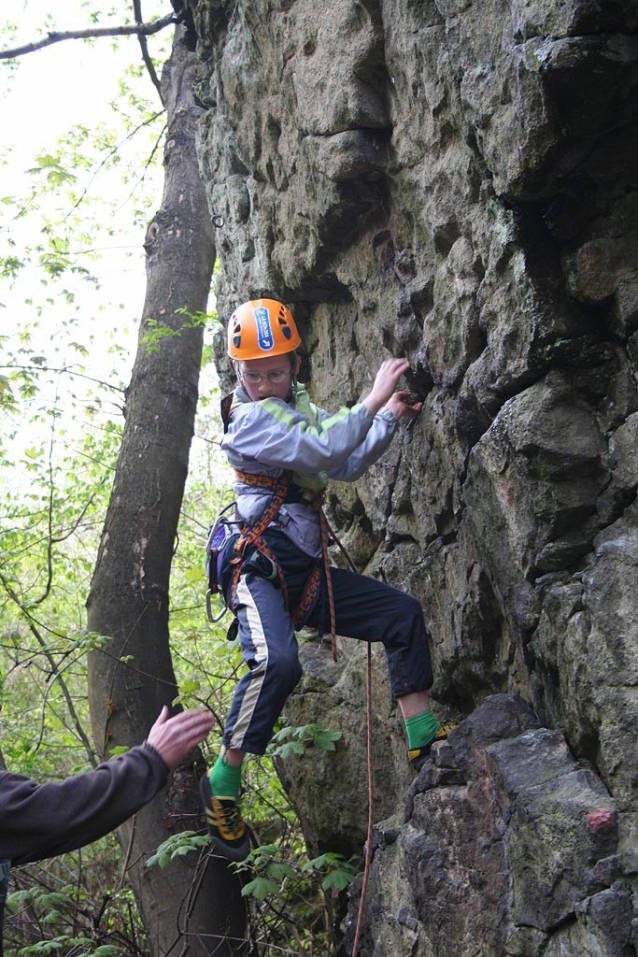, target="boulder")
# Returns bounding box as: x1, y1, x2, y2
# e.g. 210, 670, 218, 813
343, 695, 633, 957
